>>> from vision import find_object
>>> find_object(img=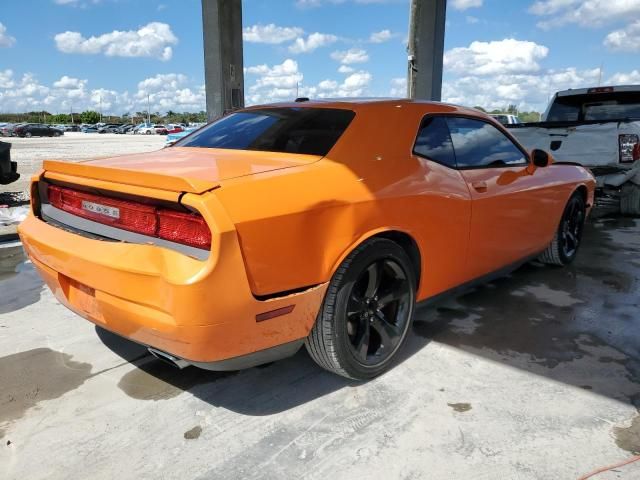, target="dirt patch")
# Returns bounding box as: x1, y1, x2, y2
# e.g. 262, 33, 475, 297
184, 426, 202, 440
448, 402, 472, 413
0, 348, 93, 437
614, 415, 640, 455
